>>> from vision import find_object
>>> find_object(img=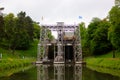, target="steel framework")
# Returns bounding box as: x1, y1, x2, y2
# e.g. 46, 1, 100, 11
37, 22, 82, 63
